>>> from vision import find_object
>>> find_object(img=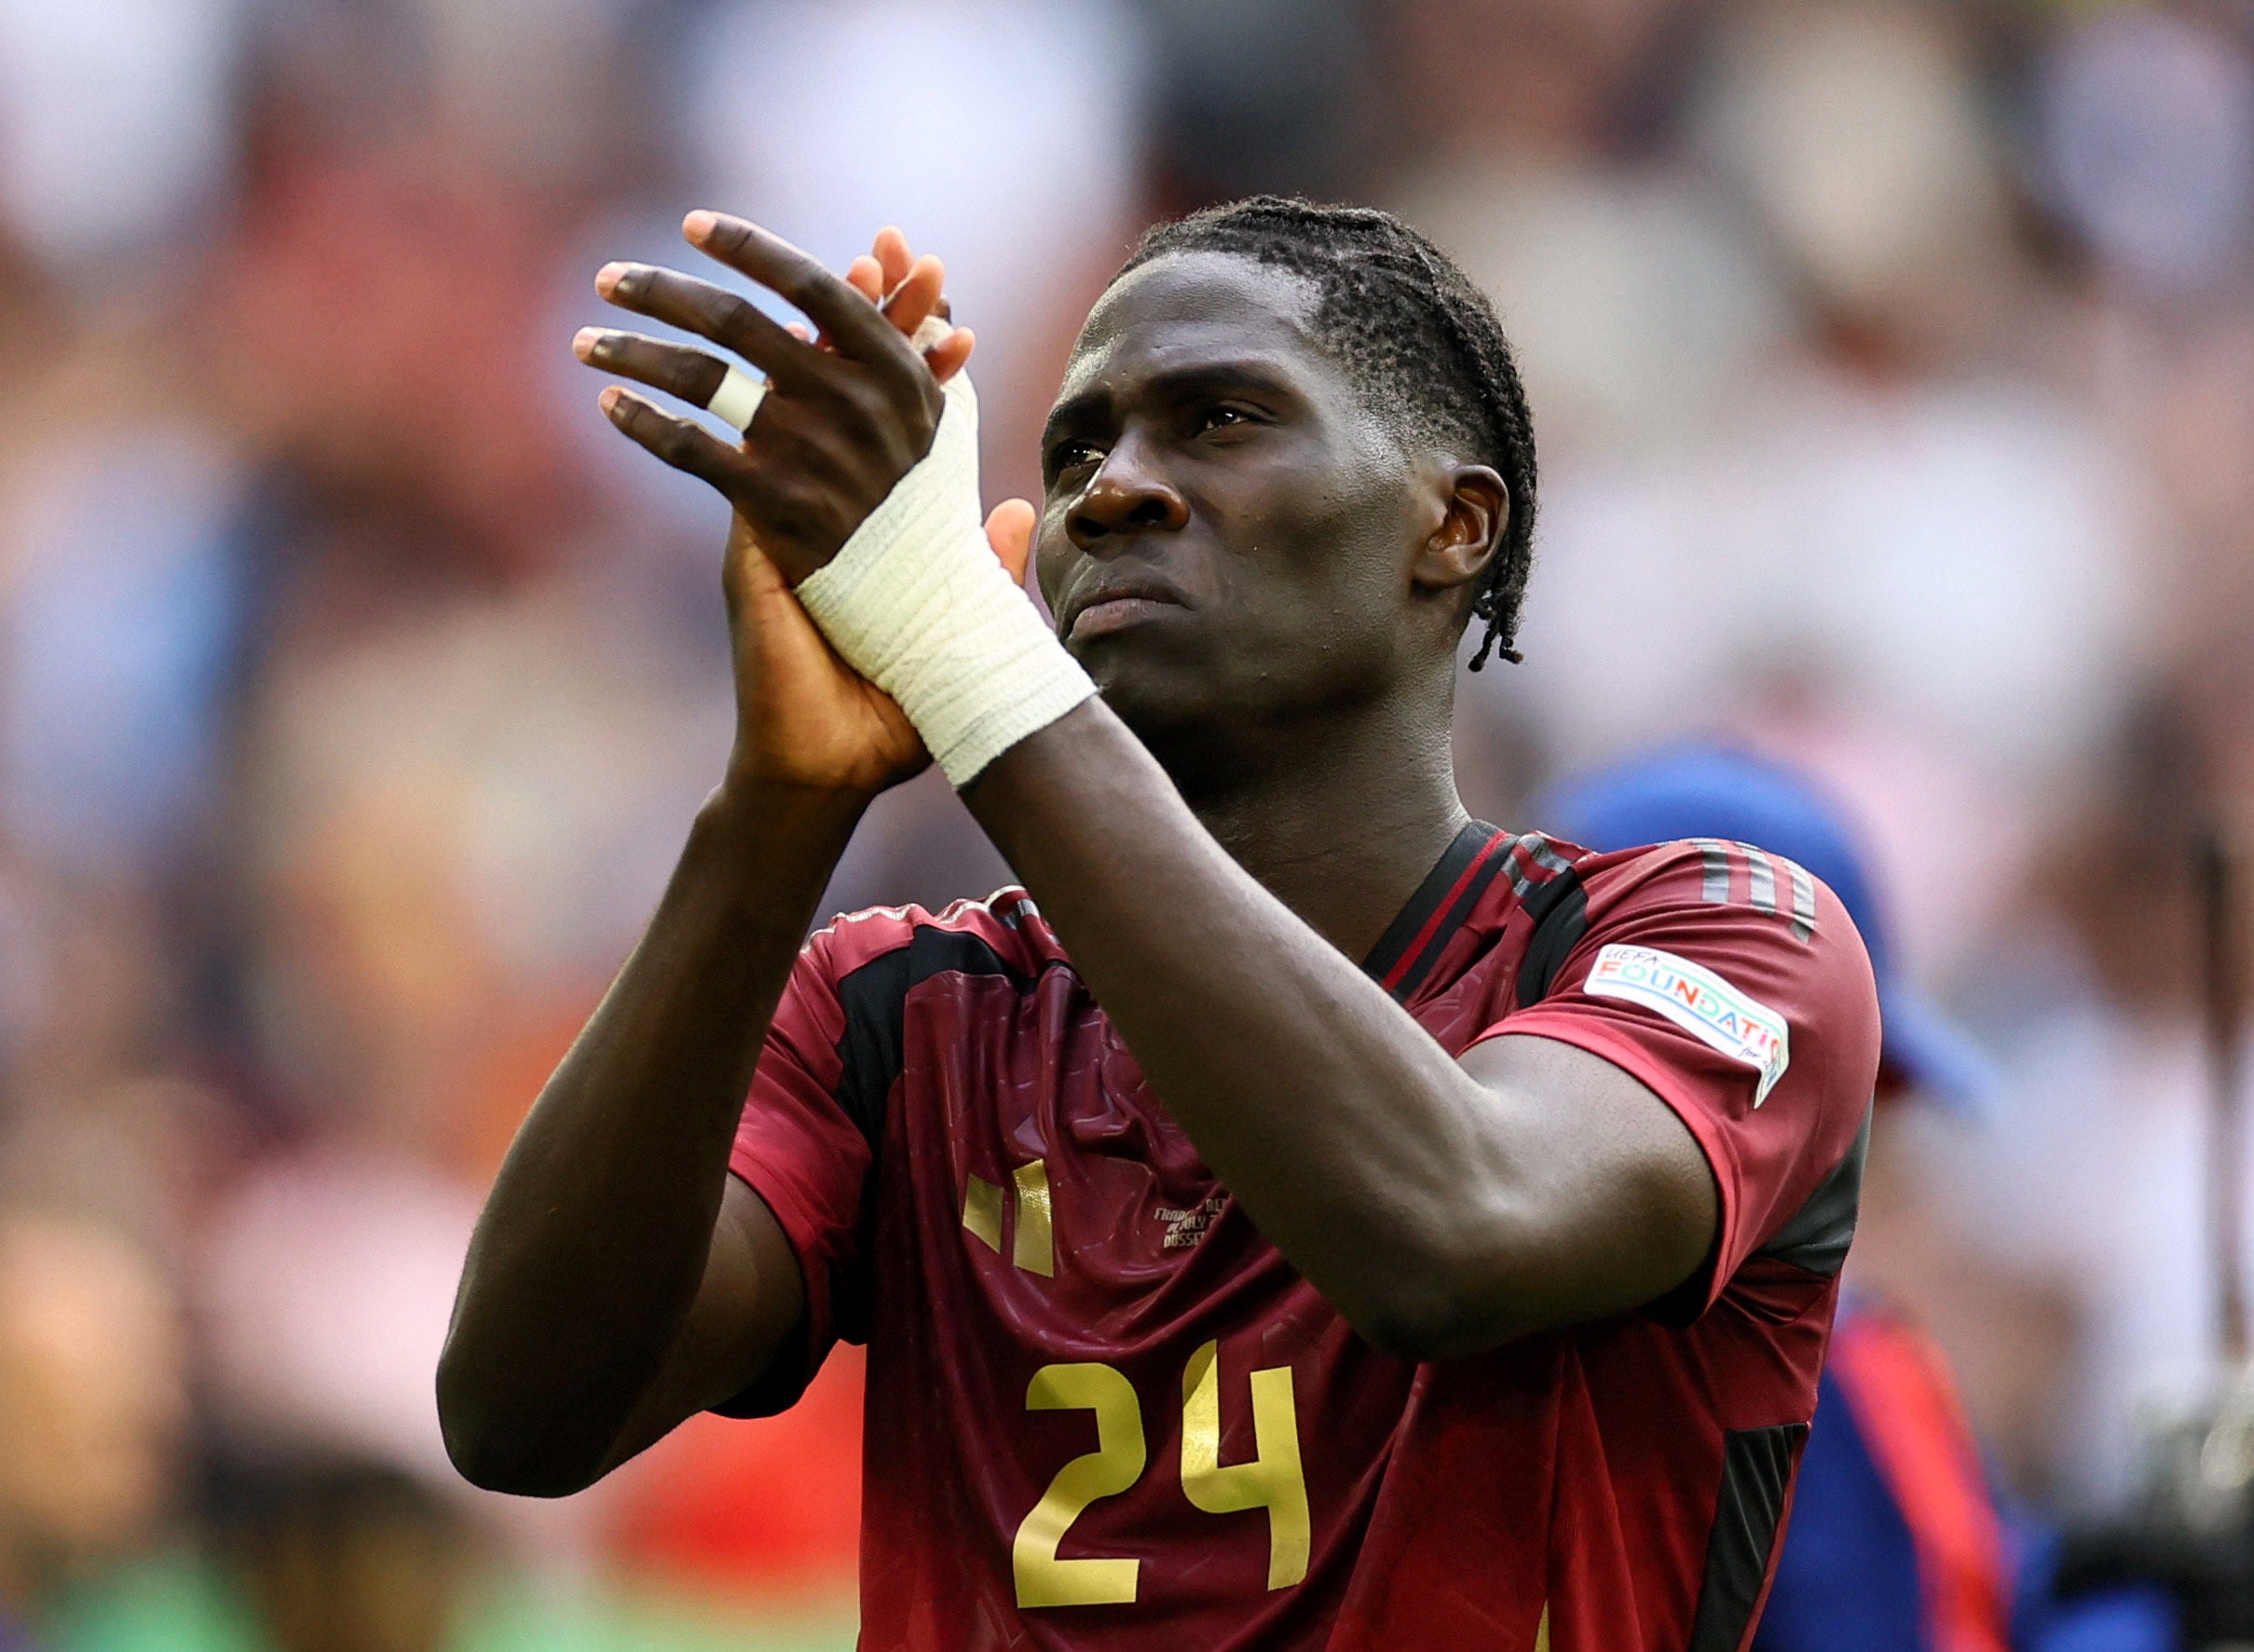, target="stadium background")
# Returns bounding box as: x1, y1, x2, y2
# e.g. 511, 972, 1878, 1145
1, 0, 2251, 1646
